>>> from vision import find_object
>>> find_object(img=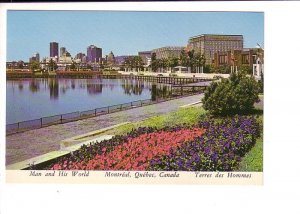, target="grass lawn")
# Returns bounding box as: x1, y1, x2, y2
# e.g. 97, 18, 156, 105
101, 106, 207, 136
238, 137, 263, 171
100, 106, 263, 172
